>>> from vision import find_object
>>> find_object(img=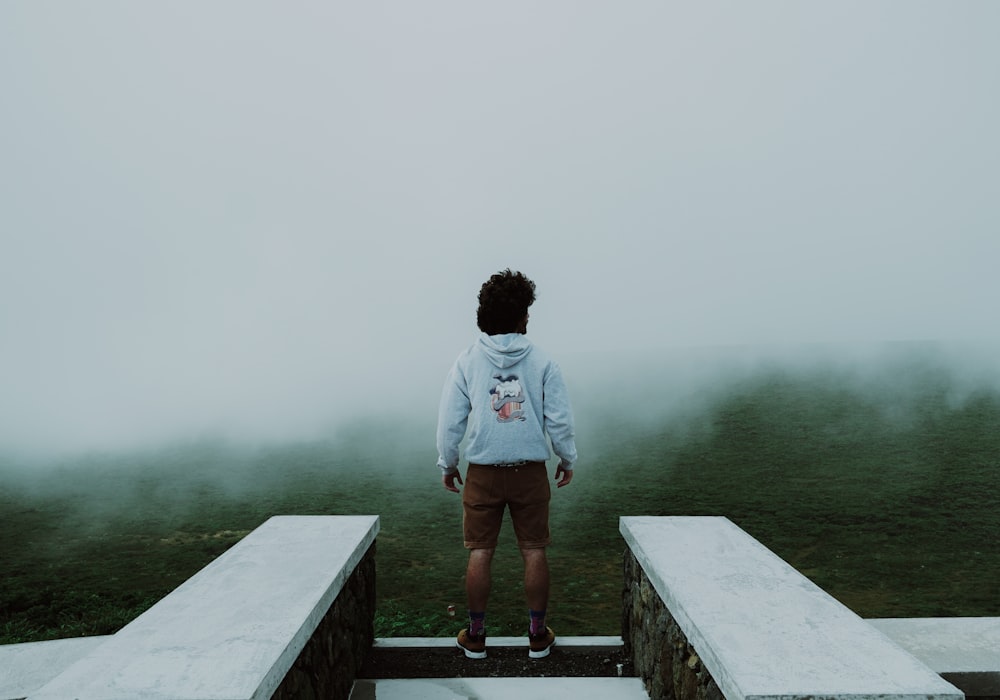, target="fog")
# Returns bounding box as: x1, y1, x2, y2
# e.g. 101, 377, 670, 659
2, 2, 999, 458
